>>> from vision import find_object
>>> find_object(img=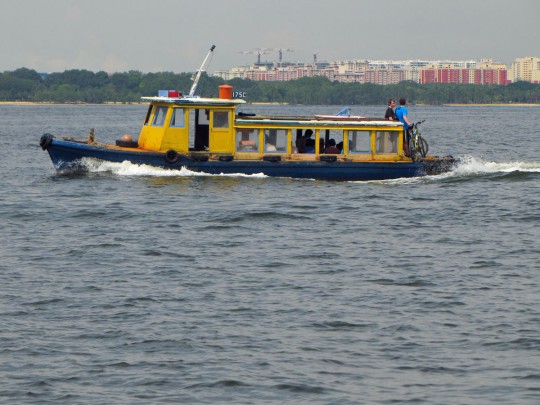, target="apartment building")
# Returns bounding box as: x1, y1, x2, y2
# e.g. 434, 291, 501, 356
510, 56, 540, 83
214, 57, 539, 85
419, 60, 509, 85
